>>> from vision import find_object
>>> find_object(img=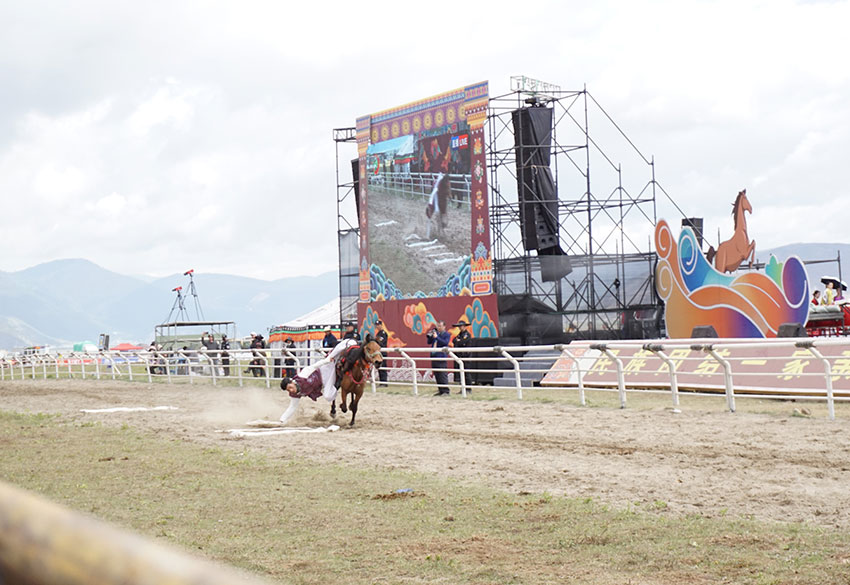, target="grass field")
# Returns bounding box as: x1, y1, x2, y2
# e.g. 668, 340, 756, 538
2, 399, 850, 585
